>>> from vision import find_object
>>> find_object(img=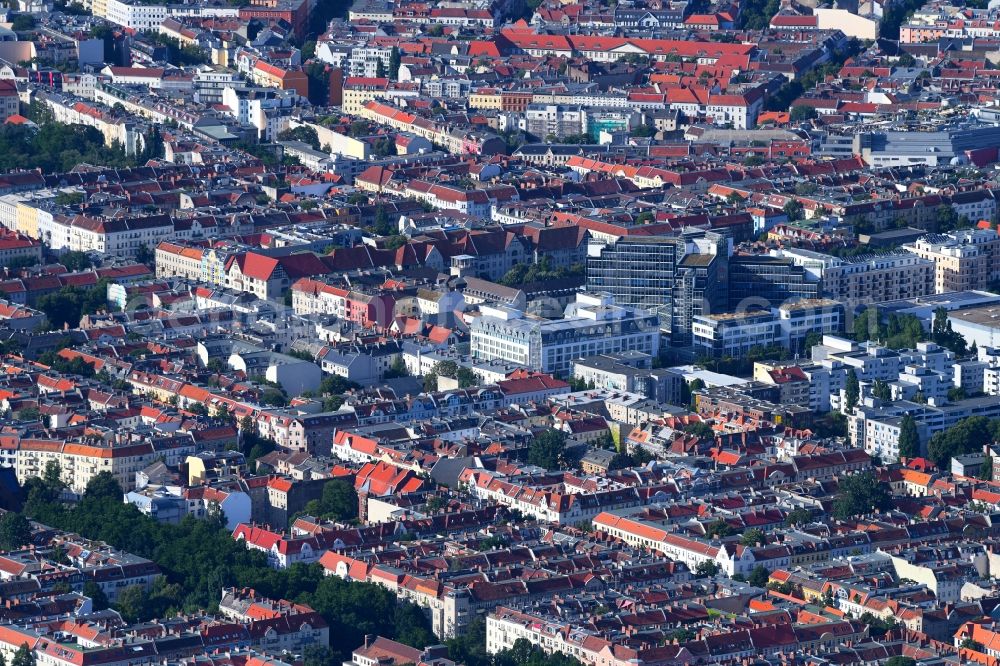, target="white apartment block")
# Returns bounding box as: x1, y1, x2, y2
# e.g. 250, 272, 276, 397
694, 300, 843, 358
470, 293, 660, 375
104, 0, 168, 30
855, 396, 1000, 463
